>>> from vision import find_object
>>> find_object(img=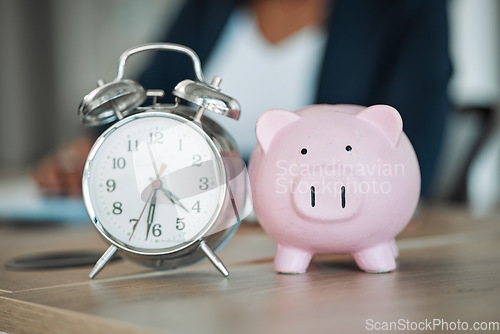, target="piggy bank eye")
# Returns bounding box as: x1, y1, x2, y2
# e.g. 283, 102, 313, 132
345, 145, 352, 152
300, 148, 308, 155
